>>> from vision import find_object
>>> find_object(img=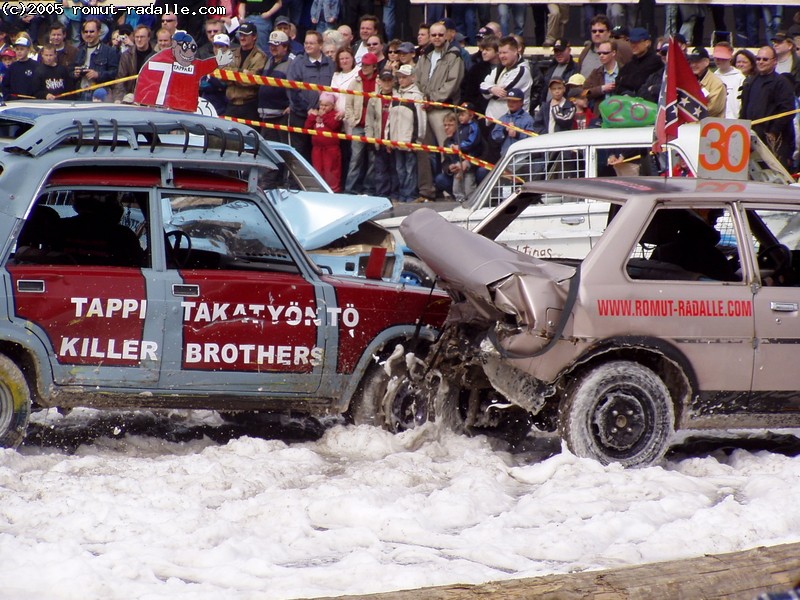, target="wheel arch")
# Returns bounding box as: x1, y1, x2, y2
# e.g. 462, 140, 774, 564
336, 323, 440, 413
0, 332, 53, 408
557, 336, 698, 428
